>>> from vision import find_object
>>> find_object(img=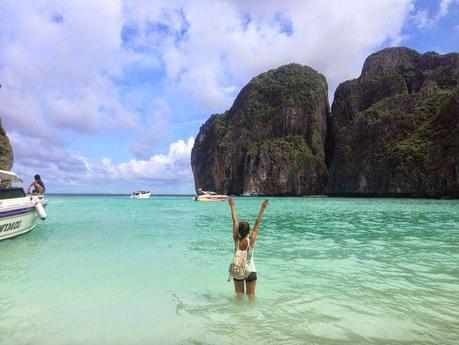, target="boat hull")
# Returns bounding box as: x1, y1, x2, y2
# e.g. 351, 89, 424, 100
130, 193, 151, 199
0, 196, 47, 241
0, 211, 39, 240
195, 194, 228, 201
